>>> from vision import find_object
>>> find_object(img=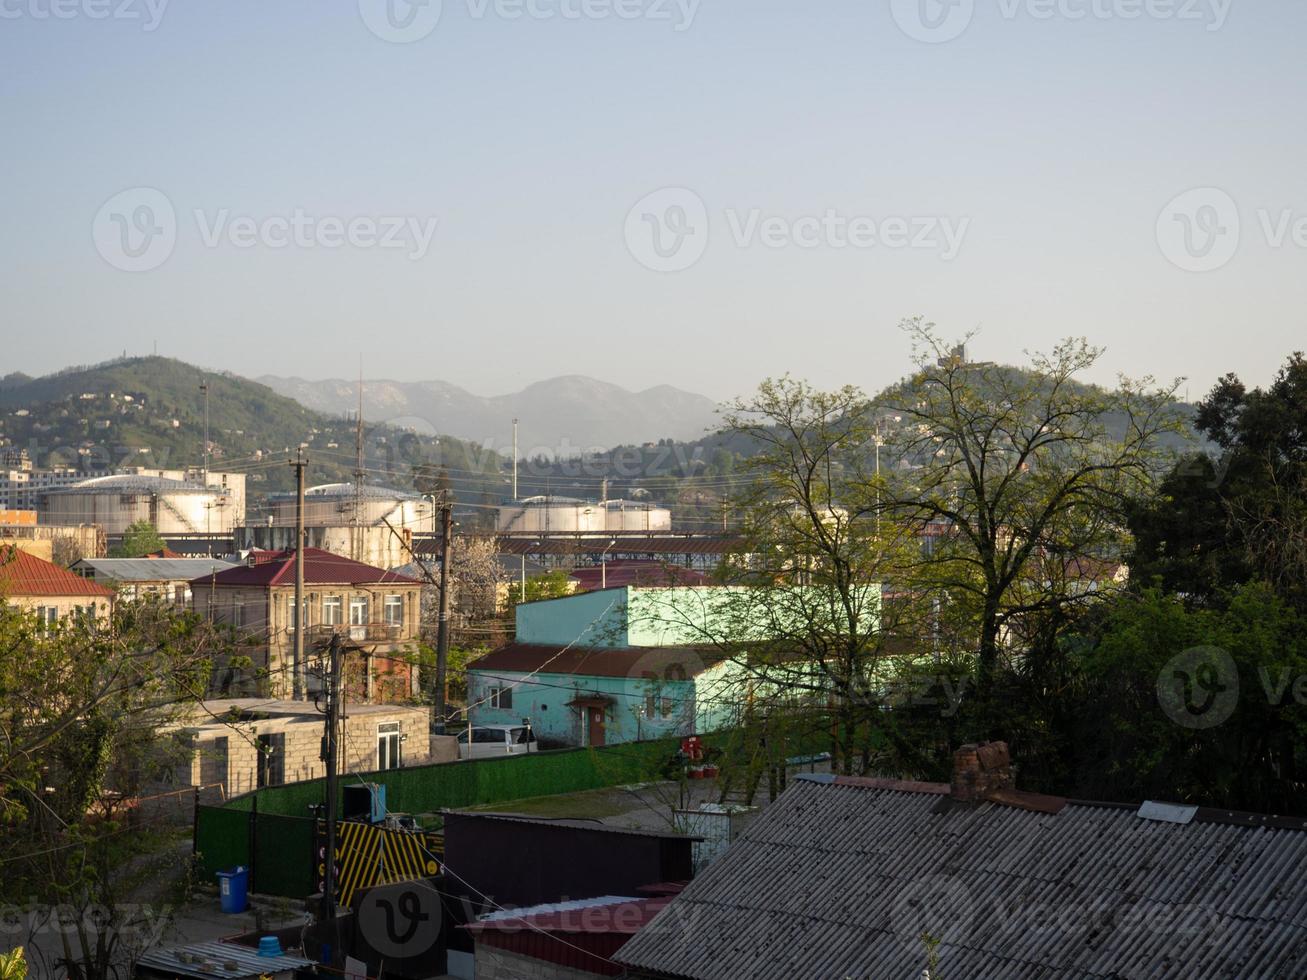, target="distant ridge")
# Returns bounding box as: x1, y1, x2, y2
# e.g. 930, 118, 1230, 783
257, 374, 721, 455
